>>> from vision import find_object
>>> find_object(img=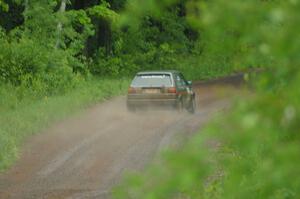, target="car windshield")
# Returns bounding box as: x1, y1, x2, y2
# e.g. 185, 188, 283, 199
131, 74, 173, 87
